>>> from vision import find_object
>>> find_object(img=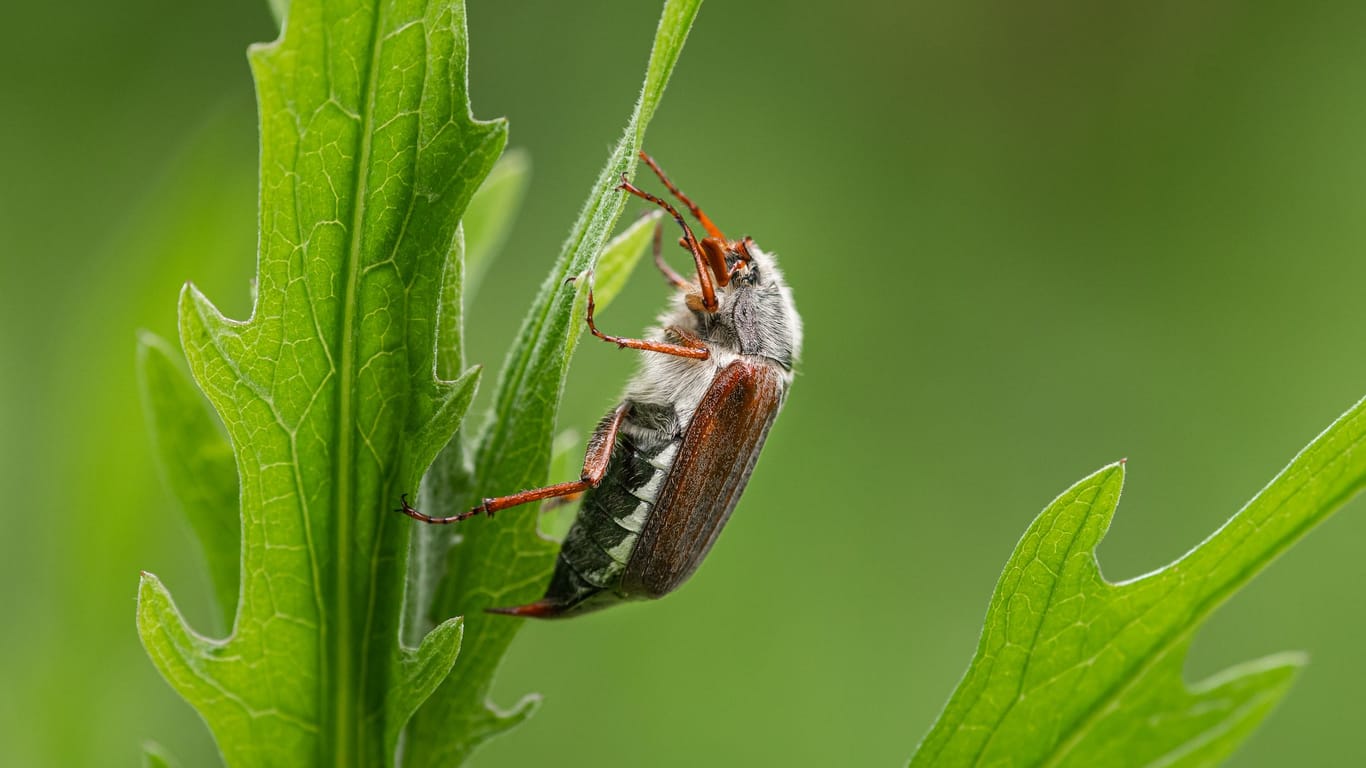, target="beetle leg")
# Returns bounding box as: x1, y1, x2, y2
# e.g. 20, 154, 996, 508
398, 405, 627, 525
540, 490, 585, 512
638, 150, 726, 241
699, 236, 732, 287
664, 325, 709, 350
585, 282, 710, 359
652, 219, 690, 289
618, 174, 719, 312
